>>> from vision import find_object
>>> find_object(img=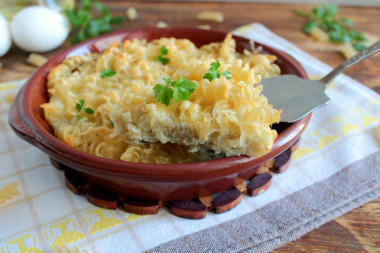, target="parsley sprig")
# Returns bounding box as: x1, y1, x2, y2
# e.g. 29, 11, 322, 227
156, 46, 169, 65
101, 68, 116, 77
293, 4, 367, 51
76, 99, 94, 114
153, 76, 197, 106
203, 61, 231, 81
65, 0, 124, 44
